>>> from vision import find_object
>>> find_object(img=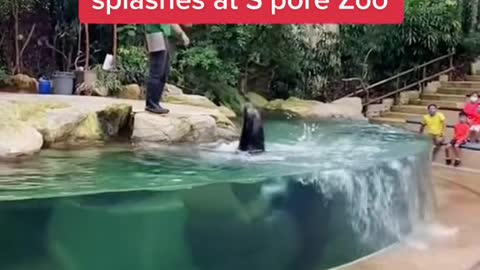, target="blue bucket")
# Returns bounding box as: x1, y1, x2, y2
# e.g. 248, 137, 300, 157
38, 77, 52, 95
